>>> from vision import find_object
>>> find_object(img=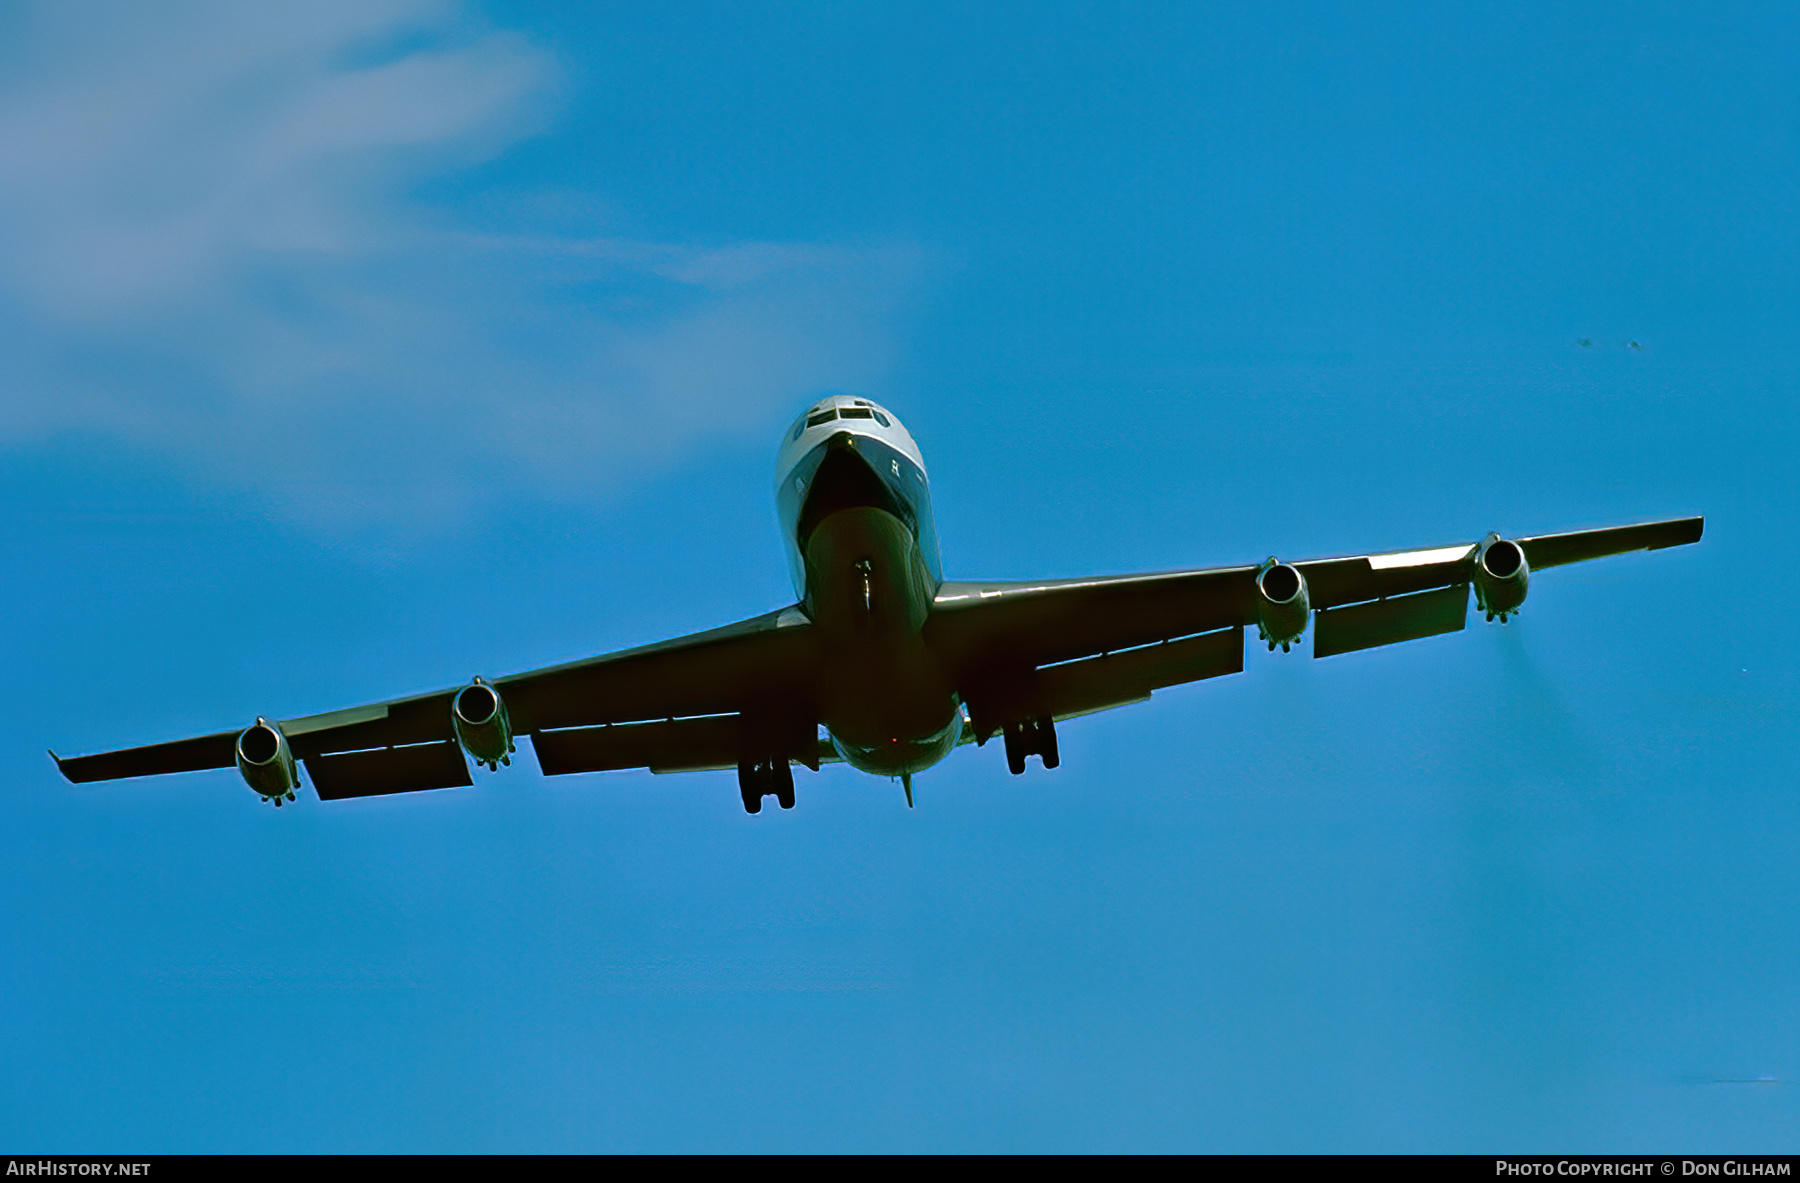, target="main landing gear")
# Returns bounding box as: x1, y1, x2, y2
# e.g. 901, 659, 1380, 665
1002, 715, 1059, 775
738, 757, 795, 814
